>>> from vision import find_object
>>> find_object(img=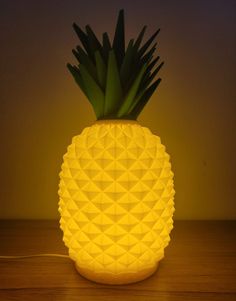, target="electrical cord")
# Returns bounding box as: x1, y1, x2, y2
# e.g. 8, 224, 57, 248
0, 254, 70, 259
